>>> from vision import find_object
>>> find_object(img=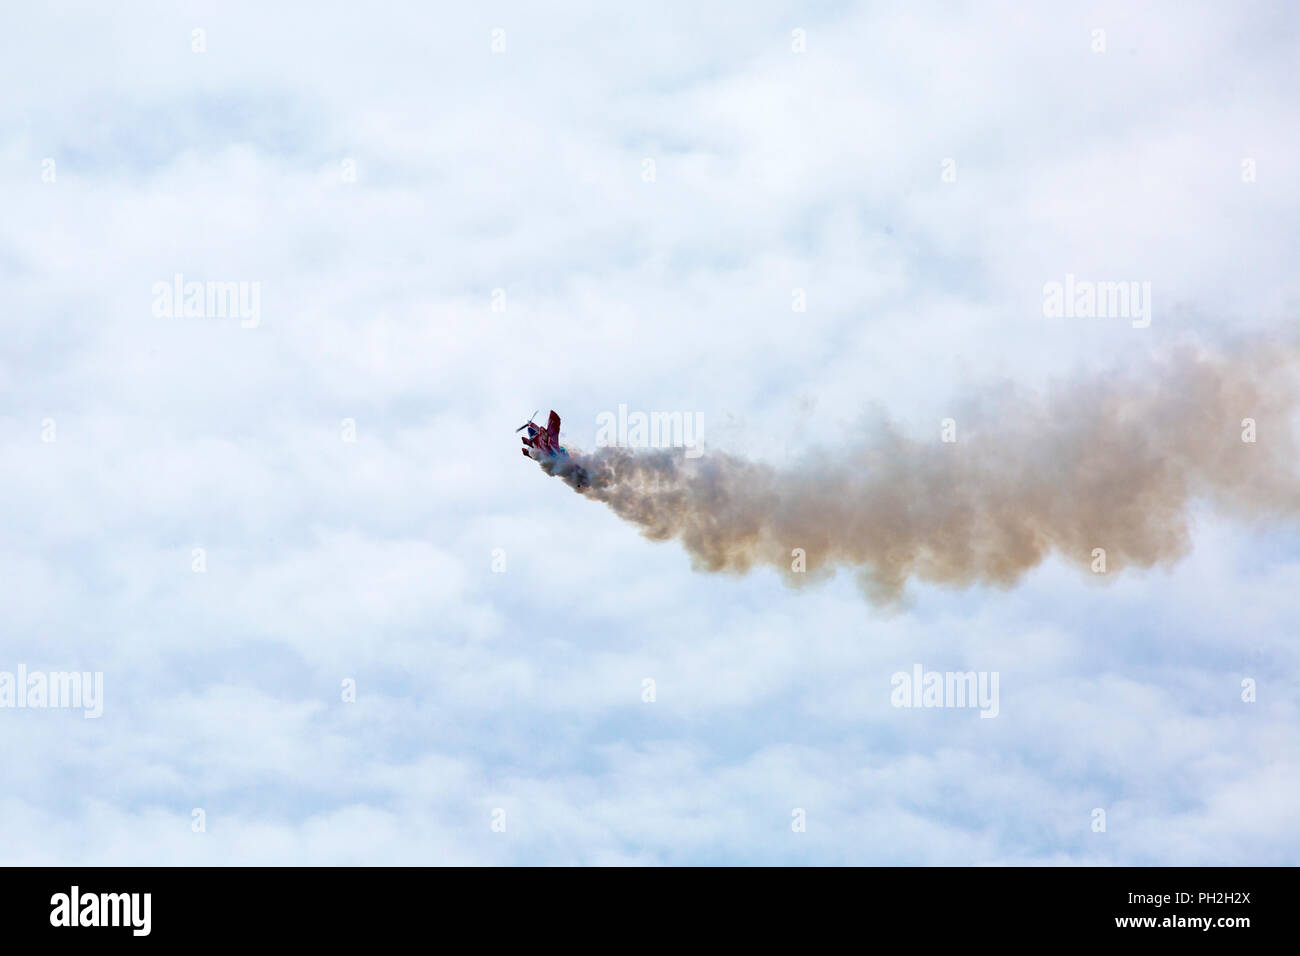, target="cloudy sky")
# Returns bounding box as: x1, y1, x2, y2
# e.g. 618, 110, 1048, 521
2, 1, 1297, 864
